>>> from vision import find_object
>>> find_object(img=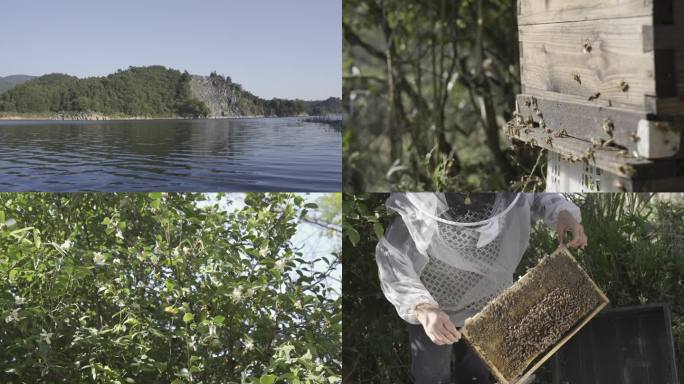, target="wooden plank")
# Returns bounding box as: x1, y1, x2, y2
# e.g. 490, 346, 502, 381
517, 0, 653, 26
655, 0, 684, 114
504, 119, 683, 178
519, 17, 655, 112
516, 94, 648, 155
